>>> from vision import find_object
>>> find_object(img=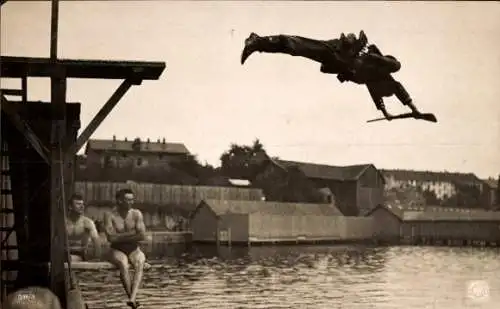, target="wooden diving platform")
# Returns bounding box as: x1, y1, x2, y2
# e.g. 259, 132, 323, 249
1, 56, 166, 81
67, 261, 153, 271
2, 260, 153, 271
